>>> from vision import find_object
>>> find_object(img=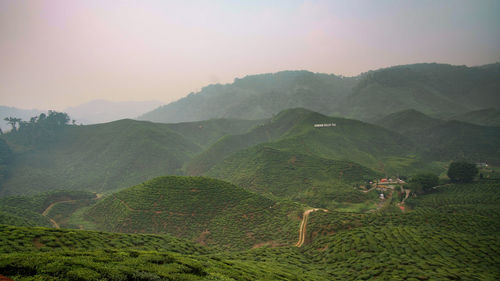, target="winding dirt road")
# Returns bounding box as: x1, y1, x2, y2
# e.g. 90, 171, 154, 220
41, 200, 76, 229
295, 208, 325, 247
